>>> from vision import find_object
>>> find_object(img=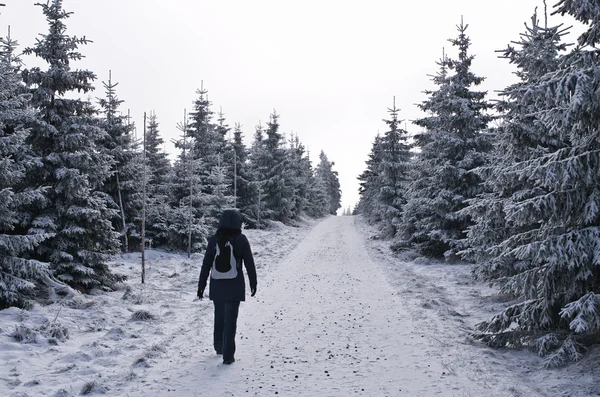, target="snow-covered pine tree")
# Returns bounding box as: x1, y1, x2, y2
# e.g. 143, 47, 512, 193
168, 113, 208, 251
204, 157, 235, 222
462, 9, 568, 273
186, 85, 229, 229
246, 122, 269, 227
357, 134, 384, 224
307, 172, 330, 218
375, 97, 412, 238
22, 0, 123, 289
230, 123, 256, 224
0, 27, 51, 308
188, 85, 219, 164
202, 108, 234, 228
471, 1, 600, 366
251, 111, 295, 224
97, 71, 143, 253
286, 133, 313, 220
143, 113, 172, 247
315, 151, 342, 215
396, 20, 492, 259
